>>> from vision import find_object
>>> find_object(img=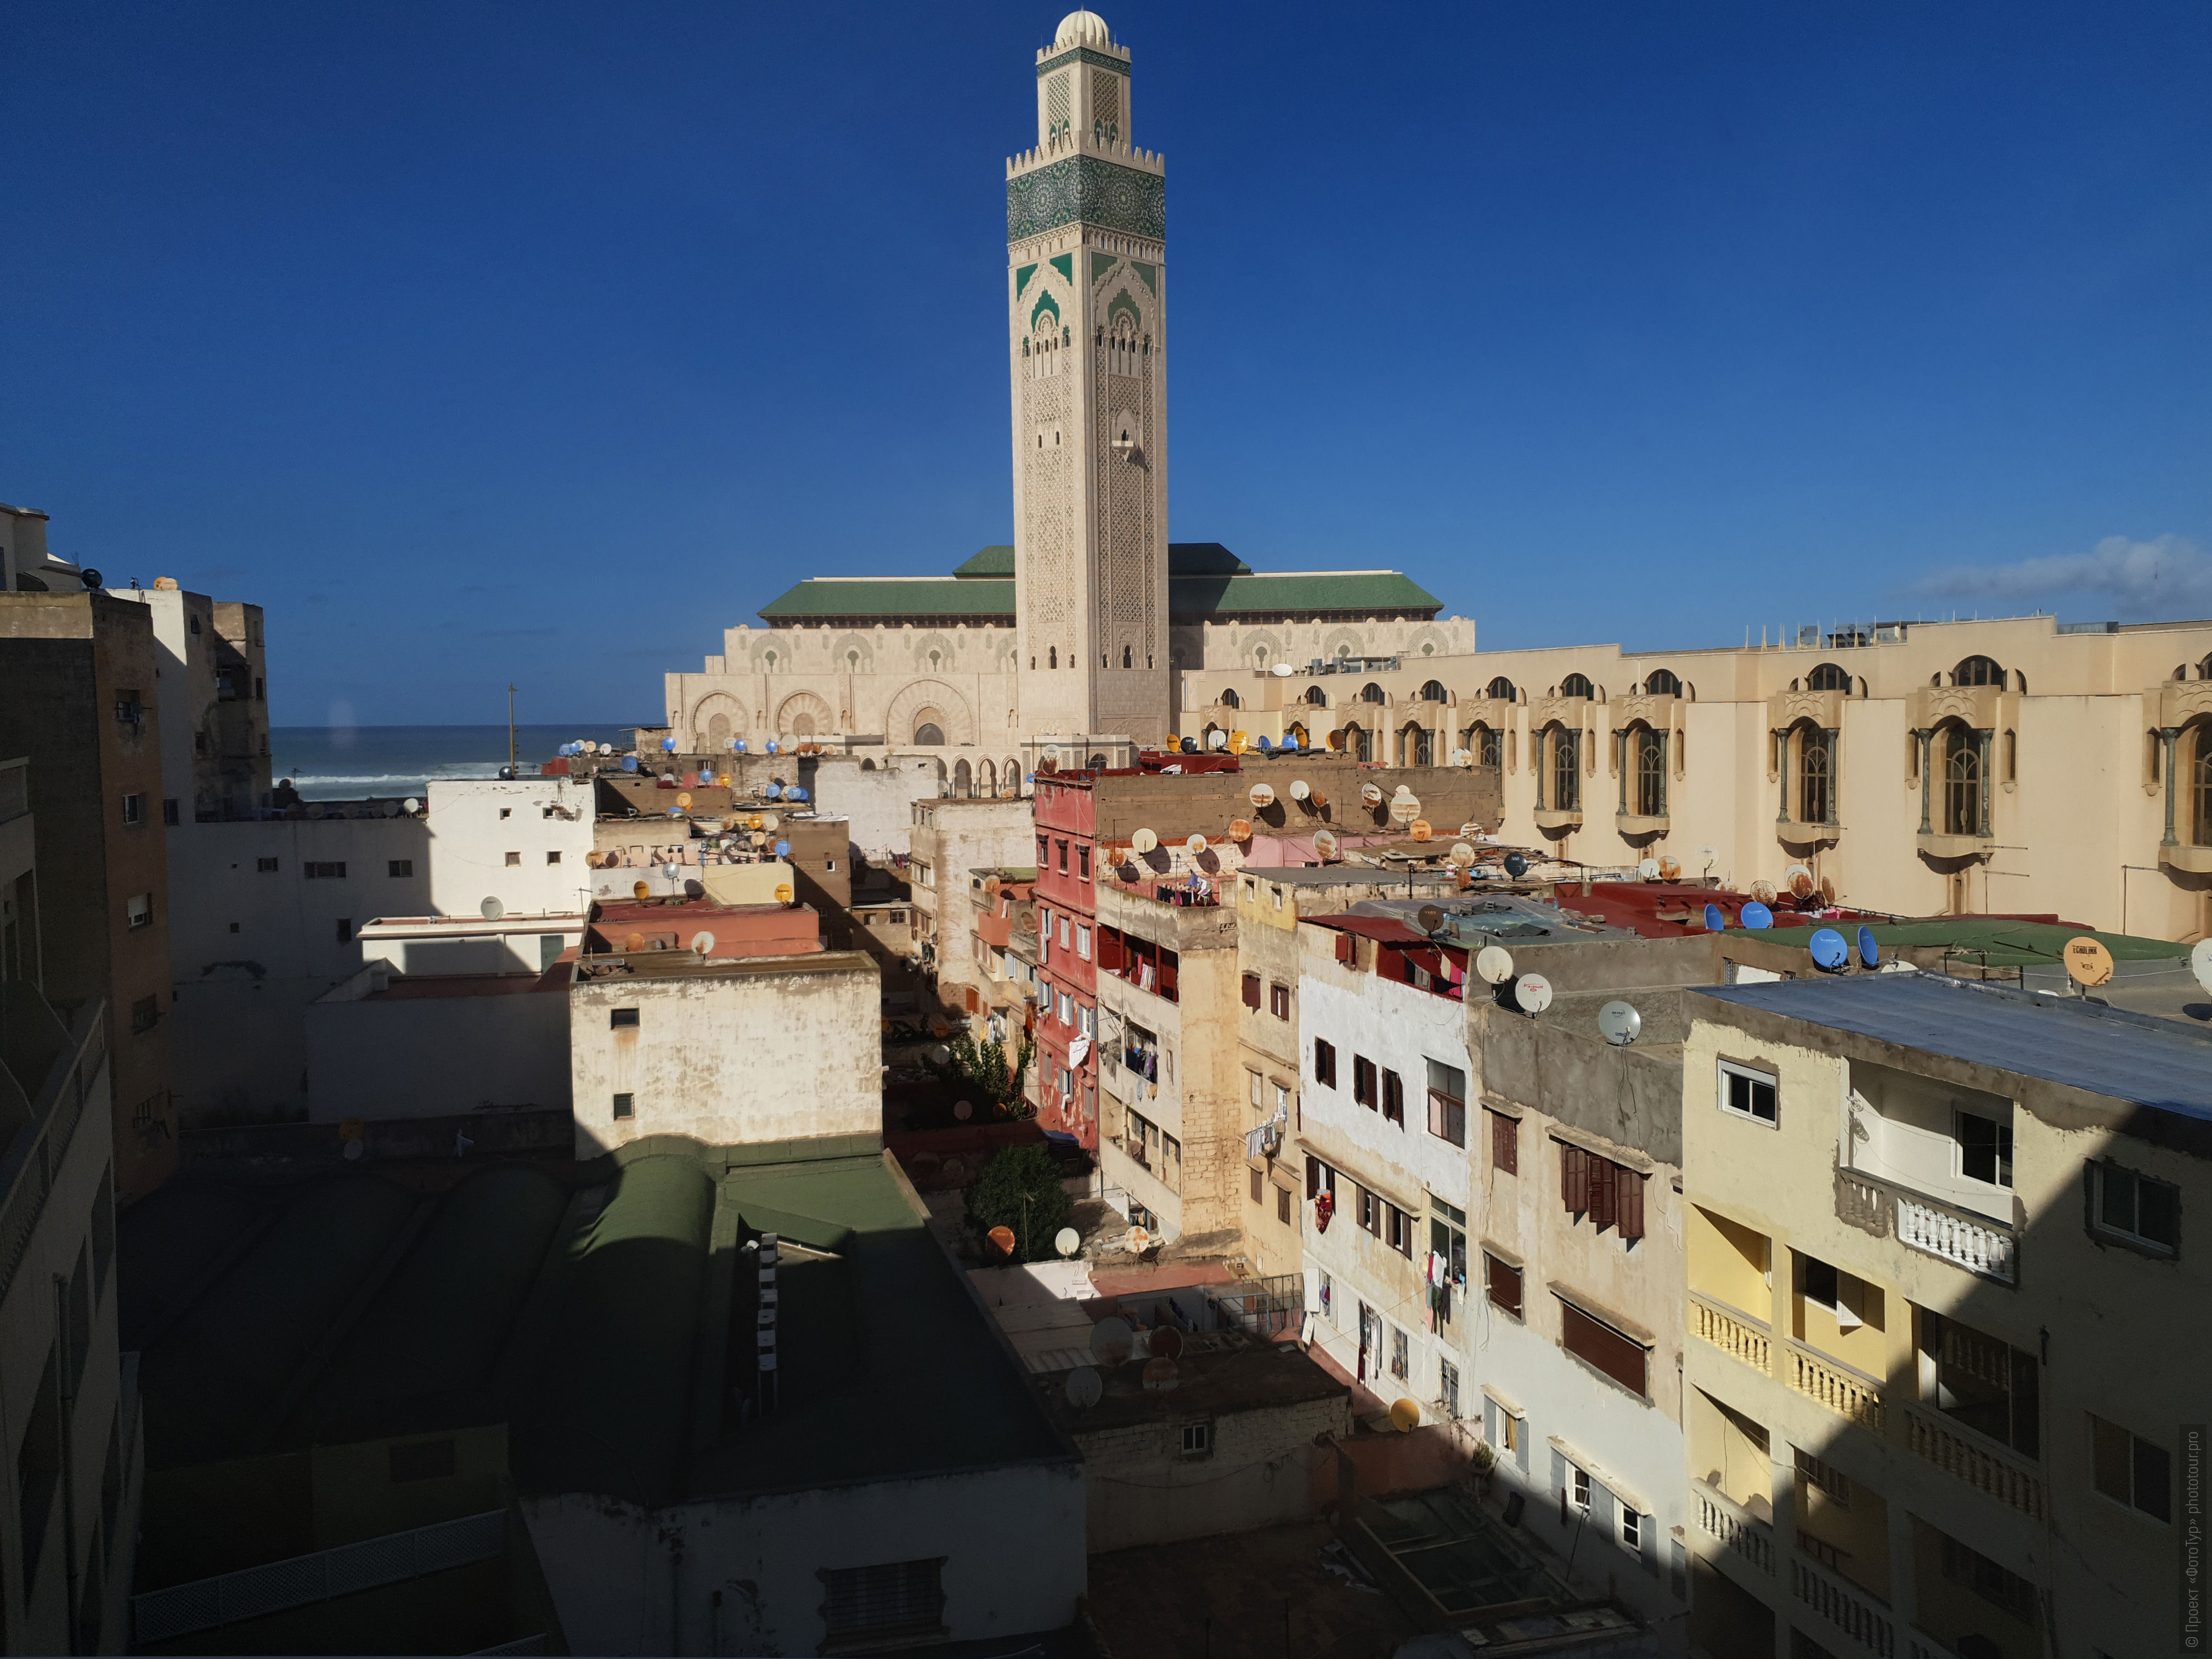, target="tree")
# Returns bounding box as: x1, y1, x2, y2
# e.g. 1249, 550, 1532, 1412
924, 1030, 1035, 1118
964, 1145, 1072, 1264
